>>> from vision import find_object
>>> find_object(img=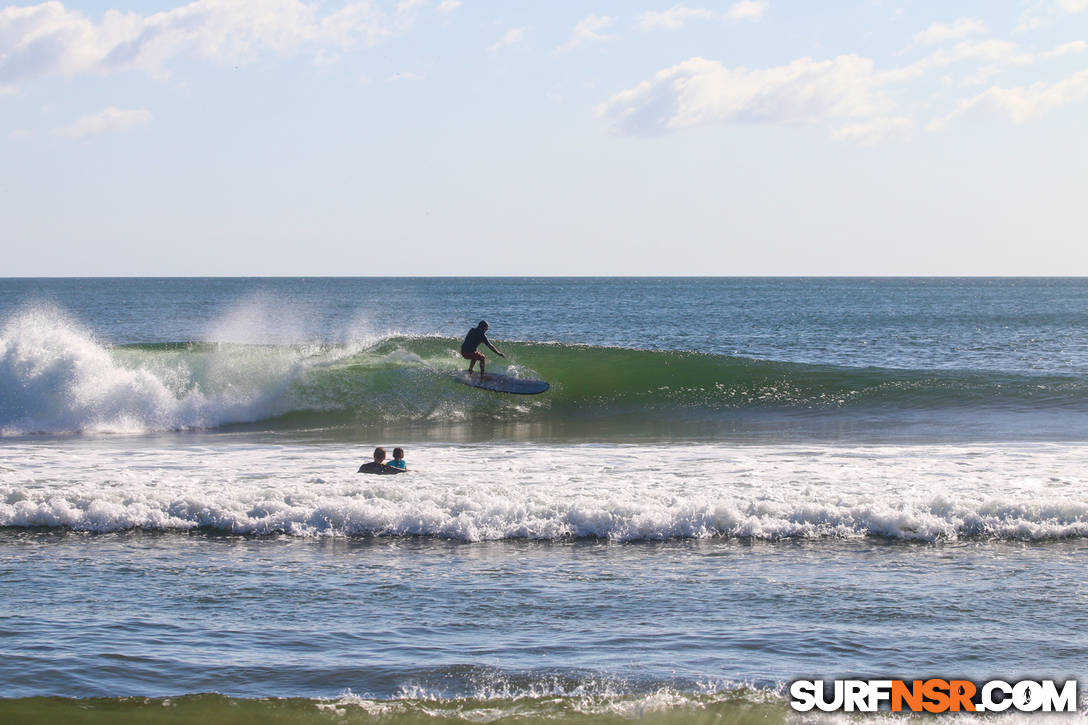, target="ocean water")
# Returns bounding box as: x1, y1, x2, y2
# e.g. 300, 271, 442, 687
1, 278, 1087, 723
